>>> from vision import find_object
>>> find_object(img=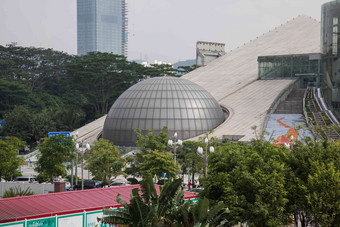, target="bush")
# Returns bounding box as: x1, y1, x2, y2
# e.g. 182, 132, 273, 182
3, 186, 34, 198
